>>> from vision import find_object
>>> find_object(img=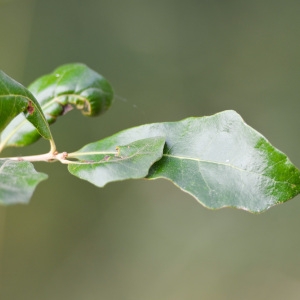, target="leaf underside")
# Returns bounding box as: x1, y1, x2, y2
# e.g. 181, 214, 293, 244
0, 160, 48, 205
68, 137, 165, 187
70, 110, 300, 213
